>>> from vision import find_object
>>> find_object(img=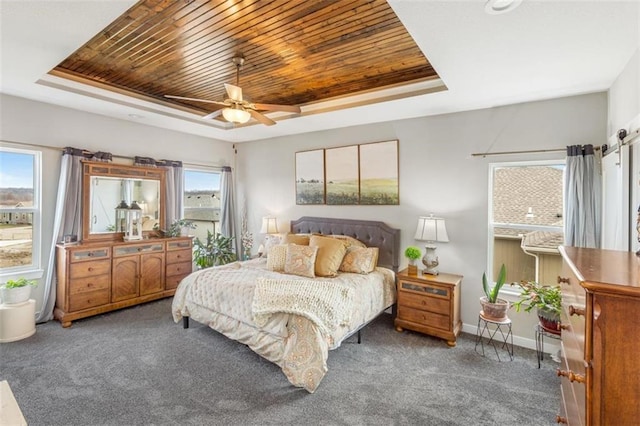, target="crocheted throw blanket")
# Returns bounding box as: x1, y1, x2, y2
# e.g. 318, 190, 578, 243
252, 277, 355, 337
